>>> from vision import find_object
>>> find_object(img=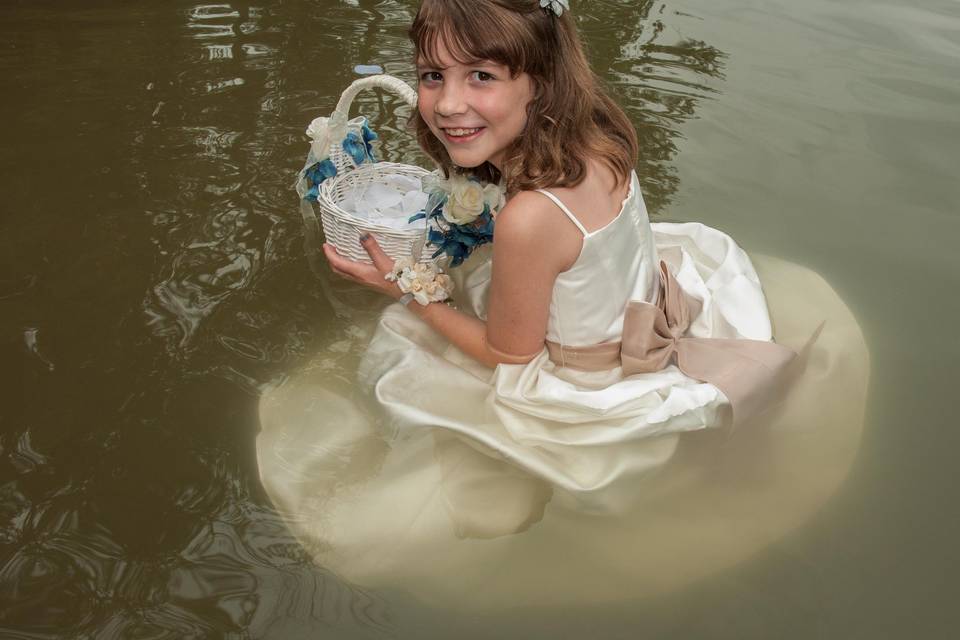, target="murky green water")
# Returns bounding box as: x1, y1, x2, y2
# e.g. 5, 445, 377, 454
2, 0, 958, 637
